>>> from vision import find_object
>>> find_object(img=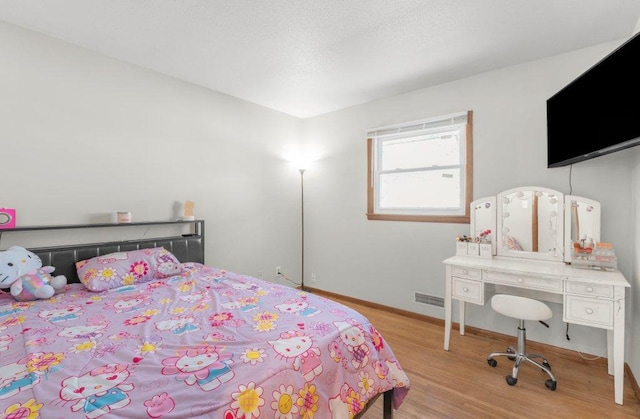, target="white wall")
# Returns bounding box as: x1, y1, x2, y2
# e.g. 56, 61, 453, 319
303, 39, 637, 357
0, 21, 303, 285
